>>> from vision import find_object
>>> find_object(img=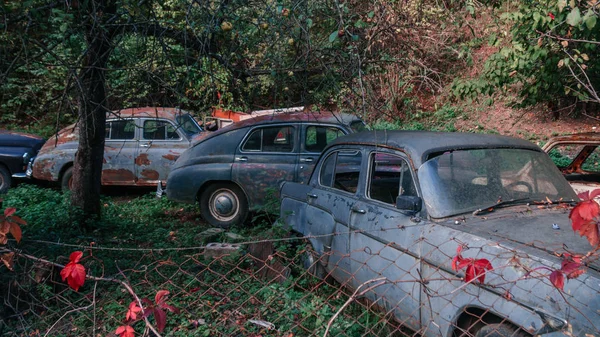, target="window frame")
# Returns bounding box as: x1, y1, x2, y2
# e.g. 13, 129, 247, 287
140, 118, 183, 141
303, 124, 347, 154
105, 118, 137, 141
317, 148, 363, 196
239, 124, 298, 154
366, 151, 417, 206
